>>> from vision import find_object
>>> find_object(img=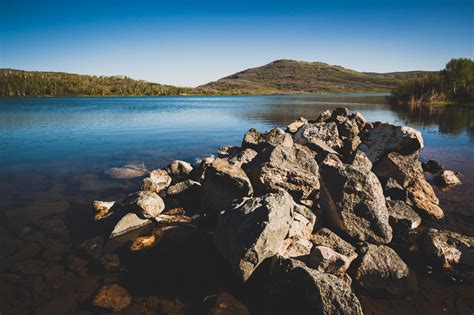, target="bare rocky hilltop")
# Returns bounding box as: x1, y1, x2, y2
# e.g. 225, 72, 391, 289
87, 108, 471, 314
